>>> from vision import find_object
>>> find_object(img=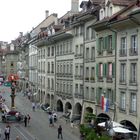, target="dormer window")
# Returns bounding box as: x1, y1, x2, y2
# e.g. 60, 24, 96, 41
100, 9, 104, 20
109, 7, 113, 16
